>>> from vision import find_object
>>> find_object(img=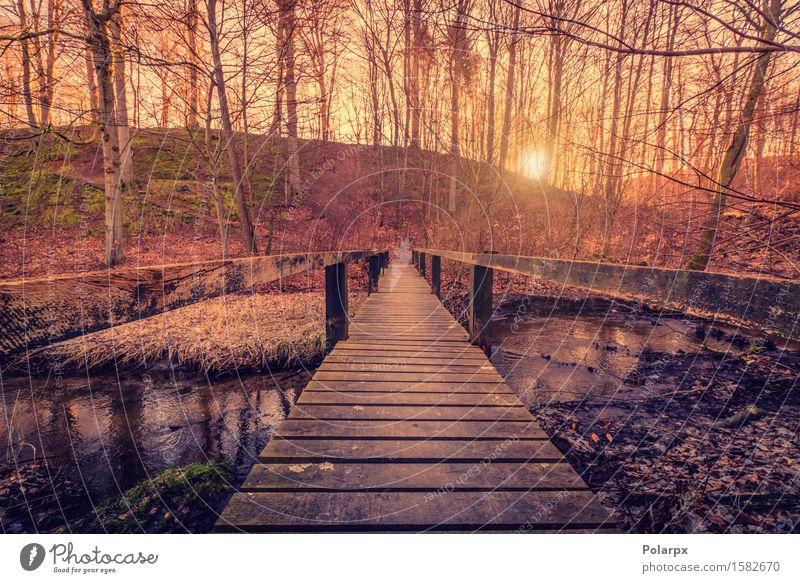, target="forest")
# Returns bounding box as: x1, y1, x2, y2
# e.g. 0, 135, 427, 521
0, 0, 798, 277
1, 1, 799, 536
